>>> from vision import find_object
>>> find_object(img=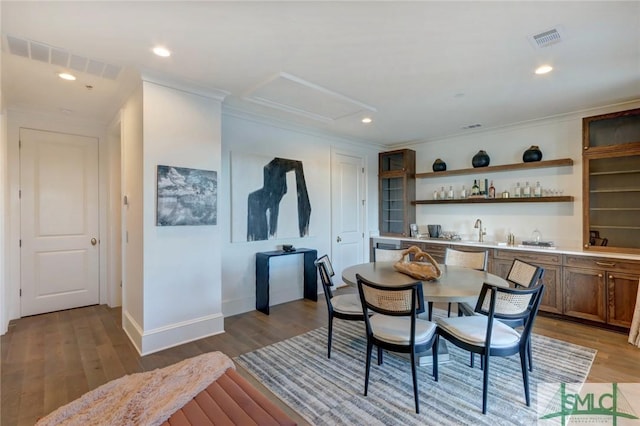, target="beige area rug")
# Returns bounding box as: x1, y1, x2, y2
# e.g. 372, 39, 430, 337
236, 318, 596, 425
